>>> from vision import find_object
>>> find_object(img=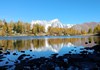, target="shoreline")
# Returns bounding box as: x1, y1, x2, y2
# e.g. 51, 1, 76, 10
0, 34, 97, 37
0, 35, 99, 40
